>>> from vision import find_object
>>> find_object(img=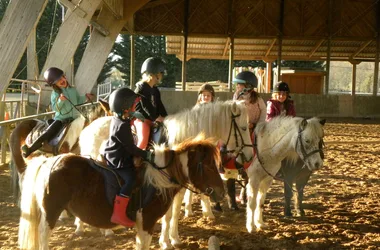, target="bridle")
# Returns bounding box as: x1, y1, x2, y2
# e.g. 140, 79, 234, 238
254, 119, 324, 183
149, 148, 218, 199
296, 125, 325, 162
224, 112, 254, 164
